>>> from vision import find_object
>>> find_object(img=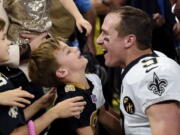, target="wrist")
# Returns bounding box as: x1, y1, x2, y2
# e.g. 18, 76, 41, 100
47, 108, 58, 120
74, 13, 84, 22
